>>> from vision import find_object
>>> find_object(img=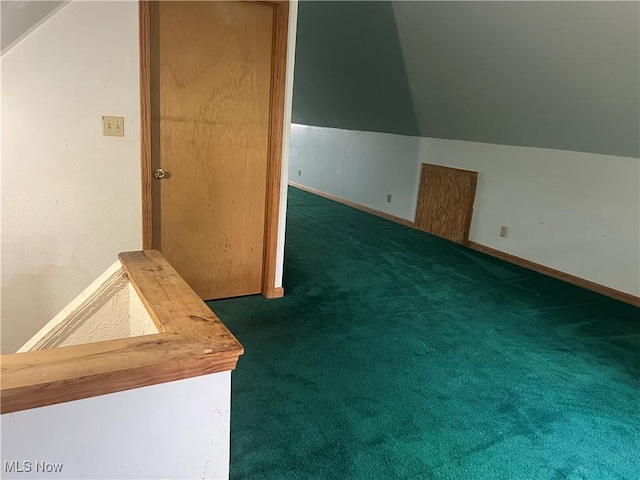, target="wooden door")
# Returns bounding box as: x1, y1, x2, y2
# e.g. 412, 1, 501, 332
415, 164, 478, 244
150, 1, 276, 300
